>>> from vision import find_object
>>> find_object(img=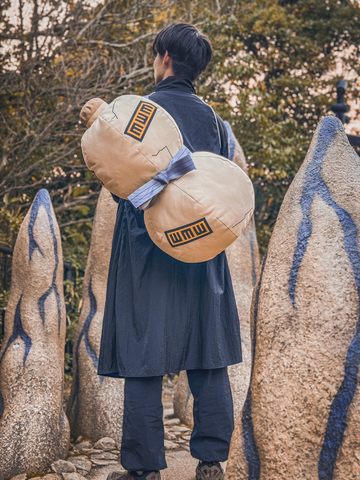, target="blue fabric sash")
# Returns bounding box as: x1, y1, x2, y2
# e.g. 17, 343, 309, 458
128, 145, 196, 210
